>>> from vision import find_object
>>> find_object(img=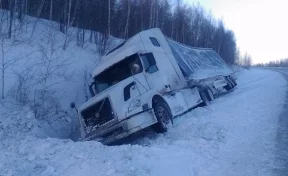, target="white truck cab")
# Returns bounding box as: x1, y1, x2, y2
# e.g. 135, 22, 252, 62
77, 28, 236, 144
